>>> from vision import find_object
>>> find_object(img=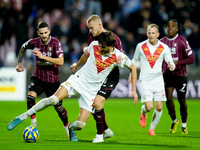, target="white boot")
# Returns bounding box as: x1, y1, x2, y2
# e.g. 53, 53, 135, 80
92, 134, 104, 143
63, 125, 70, 139
103, 128, 114, 139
